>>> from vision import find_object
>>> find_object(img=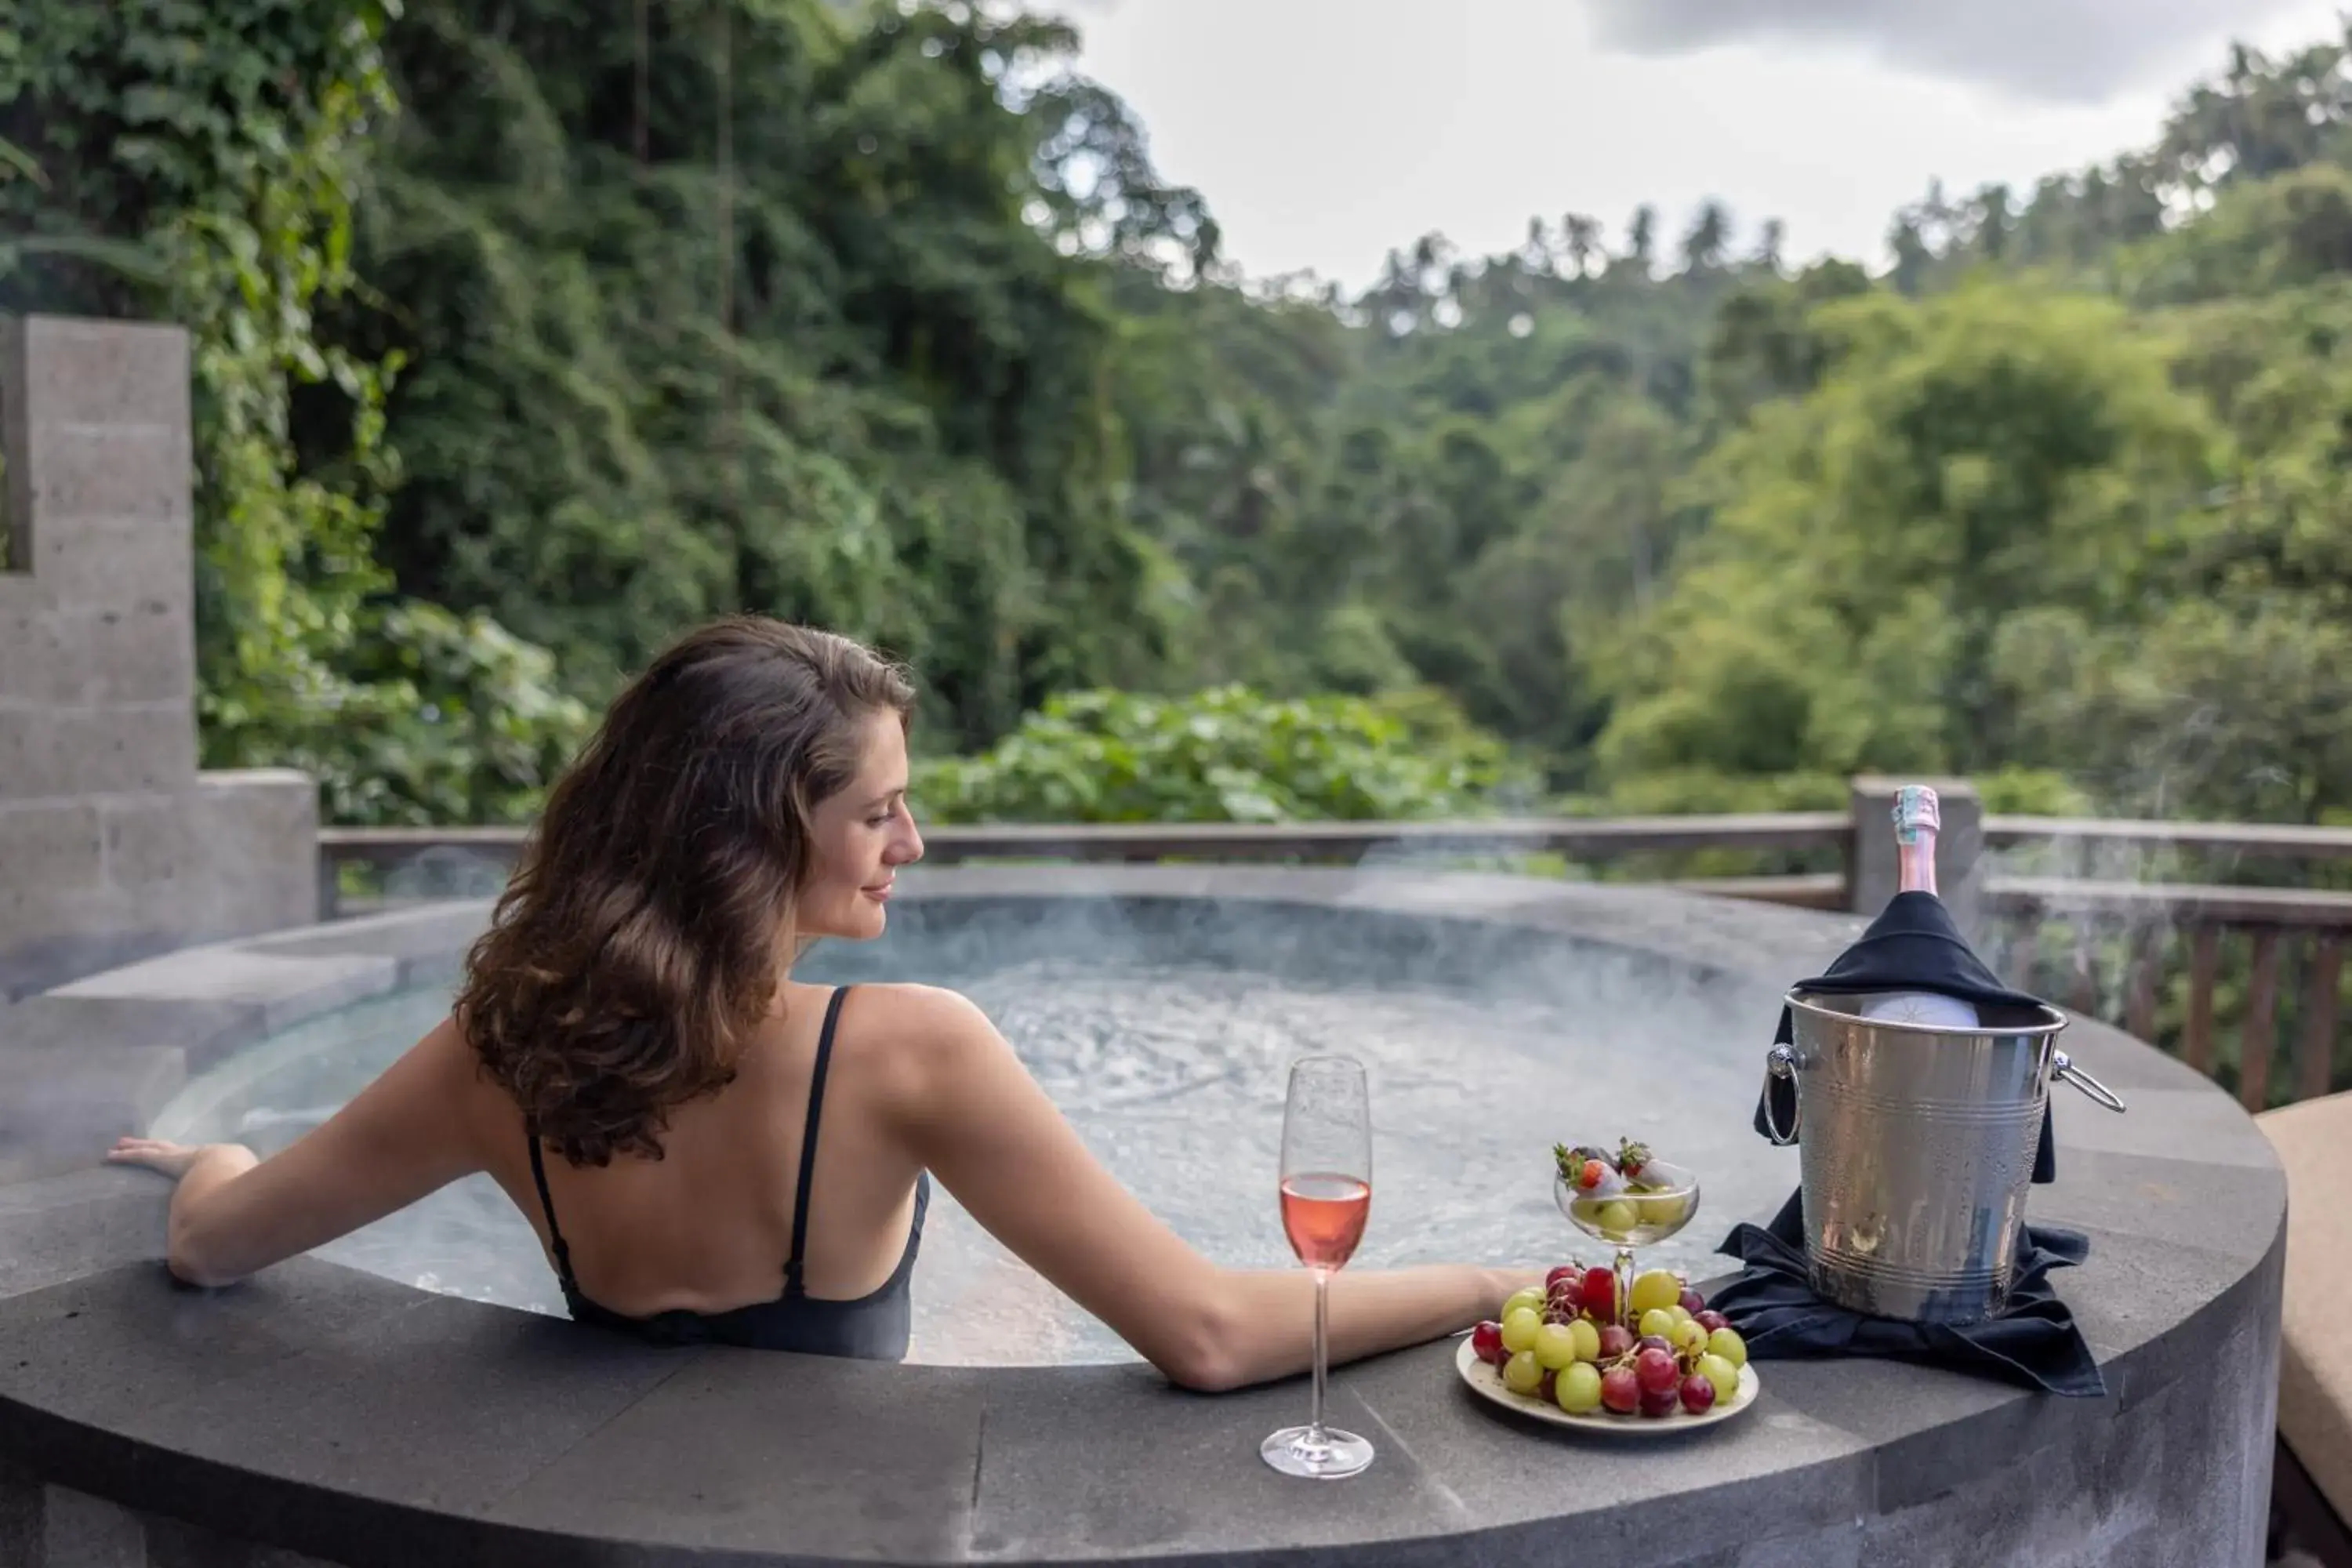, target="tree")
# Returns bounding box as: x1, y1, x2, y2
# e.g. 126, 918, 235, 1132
1563, 212, 1605, 278
2157, 34, 2352, 190
1681, 201, 1732, 275
1624, 205, 1657, 277
2122, 162, 2352, 303
1596, 281, 2221, 789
